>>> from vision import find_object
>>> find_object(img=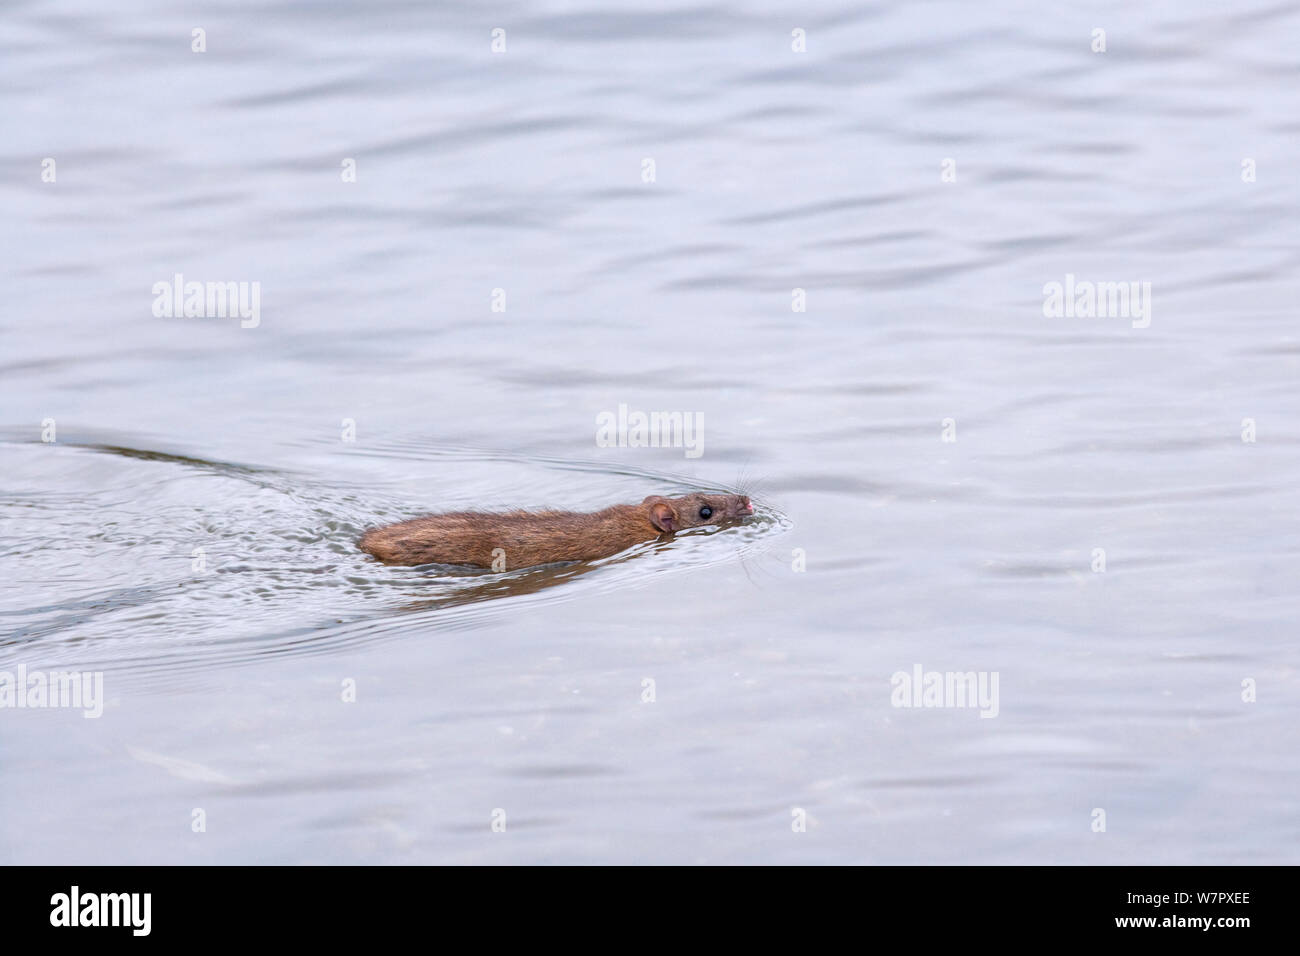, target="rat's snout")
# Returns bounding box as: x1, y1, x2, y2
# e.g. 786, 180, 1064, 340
732, 495, 753, 518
